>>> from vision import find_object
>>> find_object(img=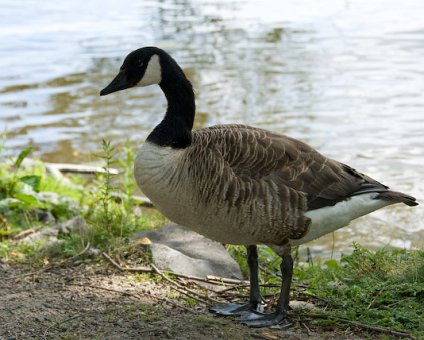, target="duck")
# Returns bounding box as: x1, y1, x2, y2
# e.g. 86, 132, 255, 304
100, 46, 418, 328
